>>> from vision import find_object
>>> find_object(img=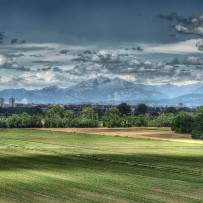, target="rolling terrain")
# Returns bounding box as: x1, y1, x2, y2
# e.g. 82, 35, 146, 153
0, 128, 202, 202
38, 127, 203, 144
